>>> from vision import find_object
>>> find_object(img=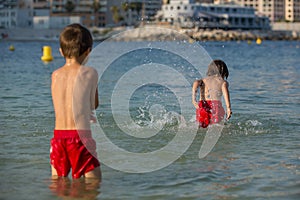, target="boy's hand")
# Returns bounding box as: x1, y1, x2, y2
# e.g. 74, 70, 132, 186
90, 113, 97, 123
193, 101, 199, 109
226, 108, 232, 120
